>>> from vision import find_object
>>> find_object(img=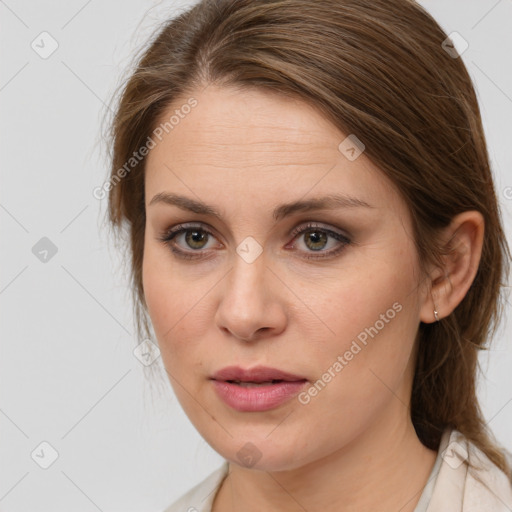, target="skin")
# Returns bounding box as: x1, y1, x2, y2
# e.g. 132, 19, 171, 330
142, 85, 484, 511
